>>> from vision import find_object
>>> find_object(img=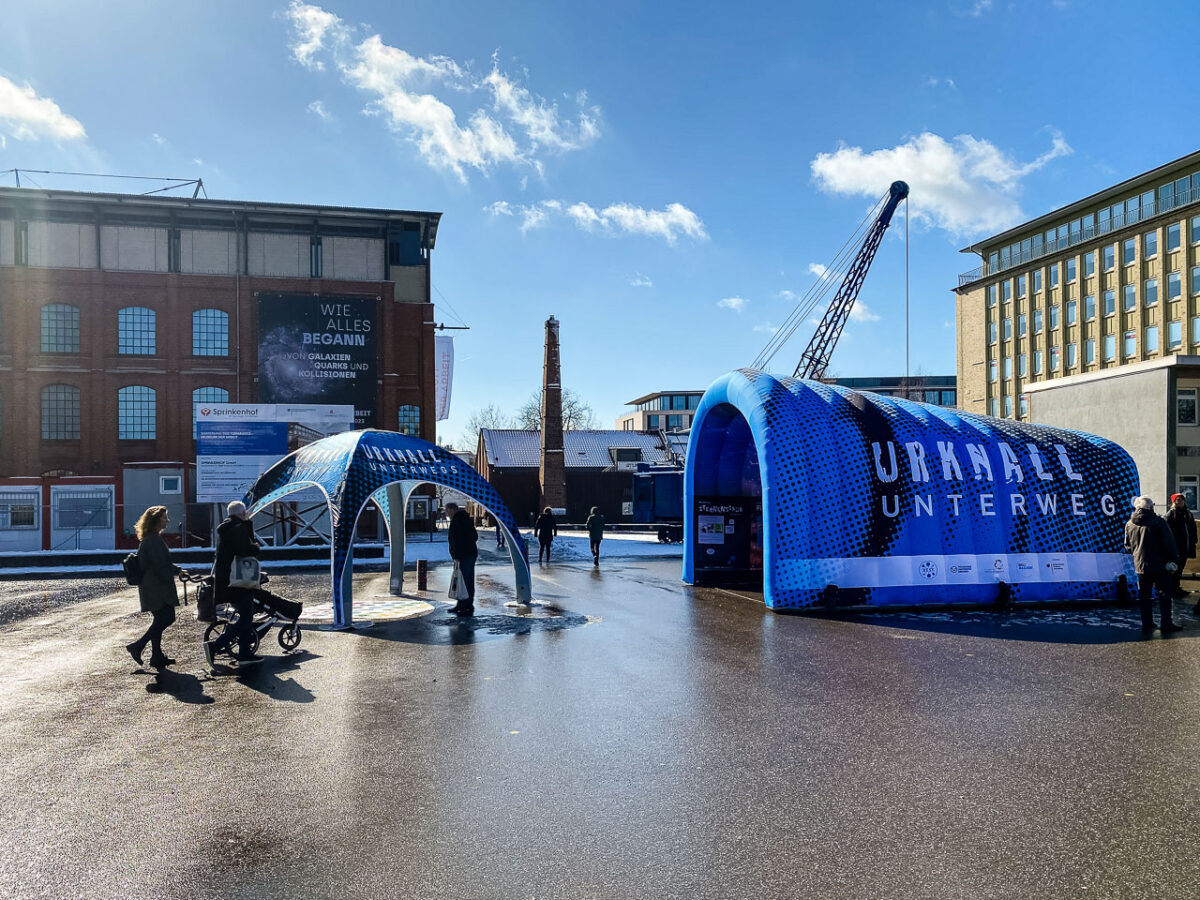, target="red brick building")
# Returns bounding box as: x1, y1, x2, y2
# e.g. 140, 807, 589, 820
0, 187, 441, 547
